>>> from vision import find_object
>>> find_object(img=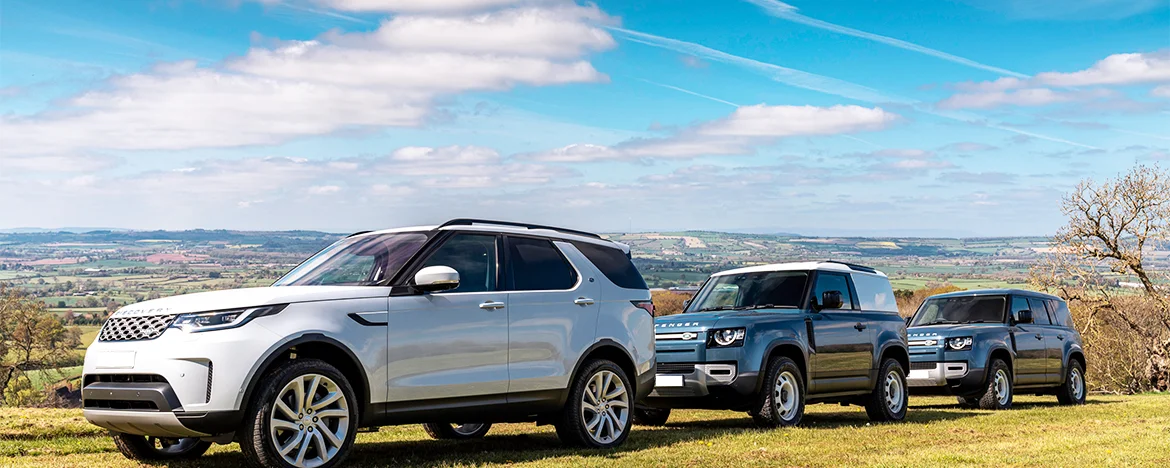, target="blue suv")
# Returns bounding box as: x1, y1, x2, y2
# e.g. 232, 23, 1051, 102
905, 289, 1087, 410
638, 261, 909, 427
